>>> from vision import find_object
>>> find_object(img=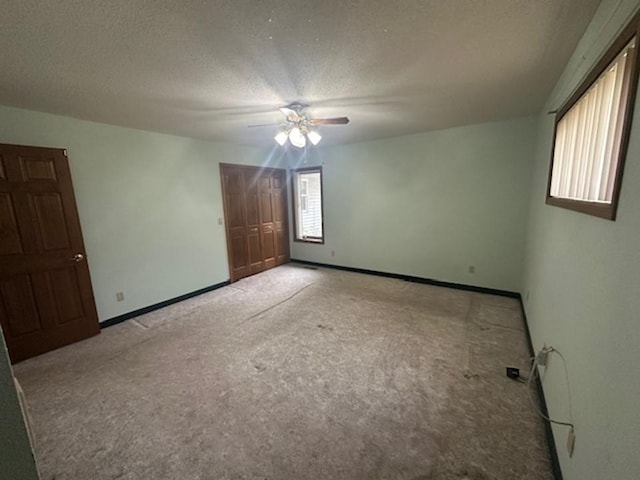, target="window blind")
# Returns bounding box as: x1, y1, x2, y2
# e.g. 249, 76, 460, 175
550, 38, 636, 203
